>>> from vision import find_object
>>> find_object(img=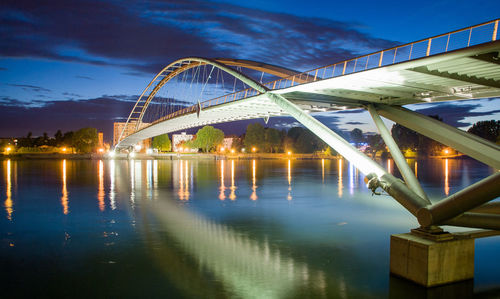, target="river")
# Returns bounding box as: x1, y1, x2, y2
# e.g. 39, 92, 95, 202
0, 158, 499, 298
